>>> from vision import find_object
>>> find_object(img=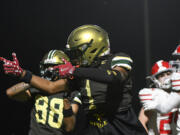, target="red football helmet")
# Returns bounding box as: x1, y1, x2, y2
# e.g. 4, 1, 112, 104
151, 60, 172, 77
172, 45, 180, 56
170, 42, 180, 72
149, 60, 173, 89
